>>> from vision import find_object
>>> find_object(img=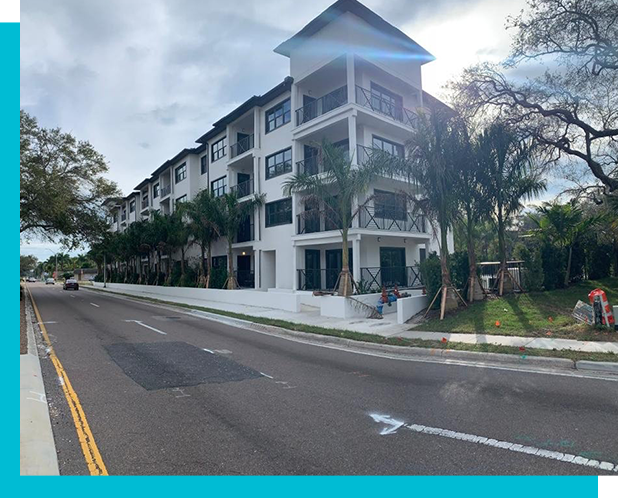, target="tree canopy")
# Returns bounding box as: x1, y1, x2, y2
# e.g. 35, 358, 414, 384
20, 110, 119, 248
